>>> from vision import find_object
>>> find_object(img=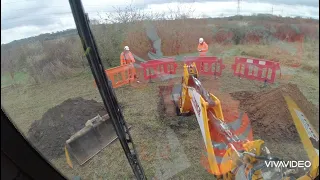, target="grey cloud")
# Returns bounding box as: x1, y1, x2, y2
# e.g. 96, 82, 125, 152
1, 0, 59, 30
132, 0, 319, 7
1, 0, 127, 30
252, 0, 318, 6
1, 14, 57, 30
1, 0, 318, 31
